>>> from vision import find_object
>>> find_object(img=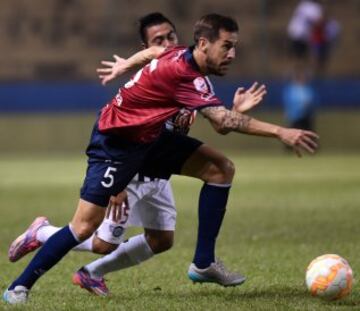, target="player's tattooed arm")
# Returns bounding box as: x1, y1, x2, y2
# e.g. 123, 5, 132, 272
200, 106, 252, 135
97, 46, 165, 85
200, 106, 319, 157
